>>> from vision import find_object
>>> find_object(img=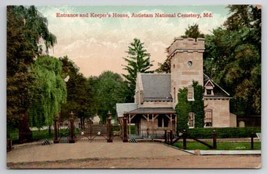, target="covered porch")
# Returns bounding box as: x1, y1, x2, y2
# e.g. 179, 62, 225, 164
123, 108, 177, 139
